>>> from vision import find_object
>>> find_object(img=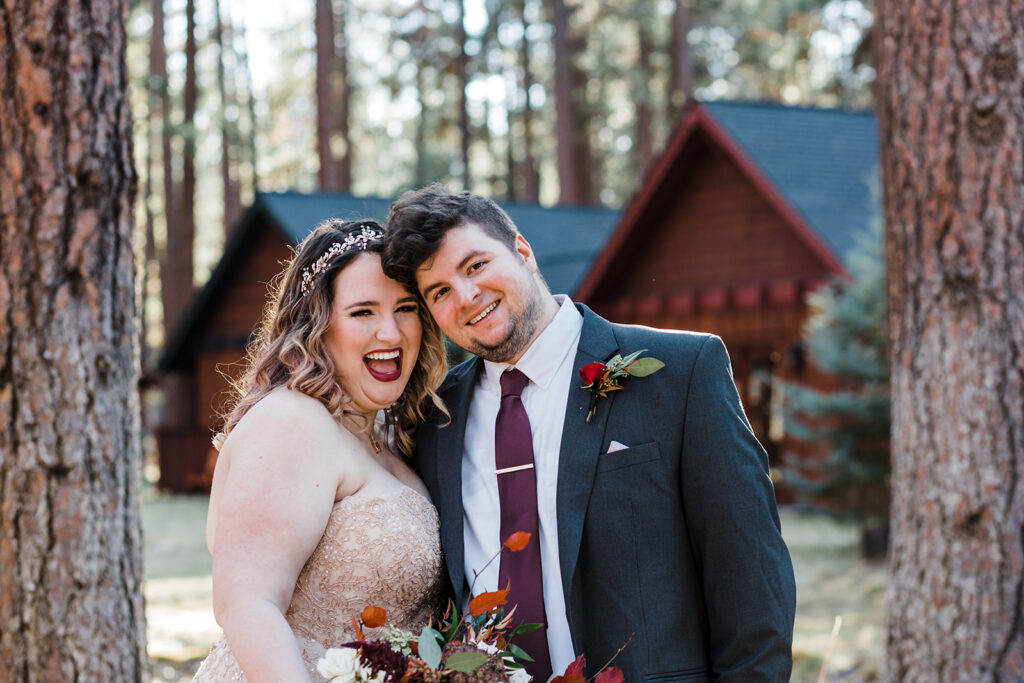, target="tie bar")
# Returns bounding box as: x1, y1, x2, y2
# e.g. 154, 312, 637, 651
495, 463, 534, 475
